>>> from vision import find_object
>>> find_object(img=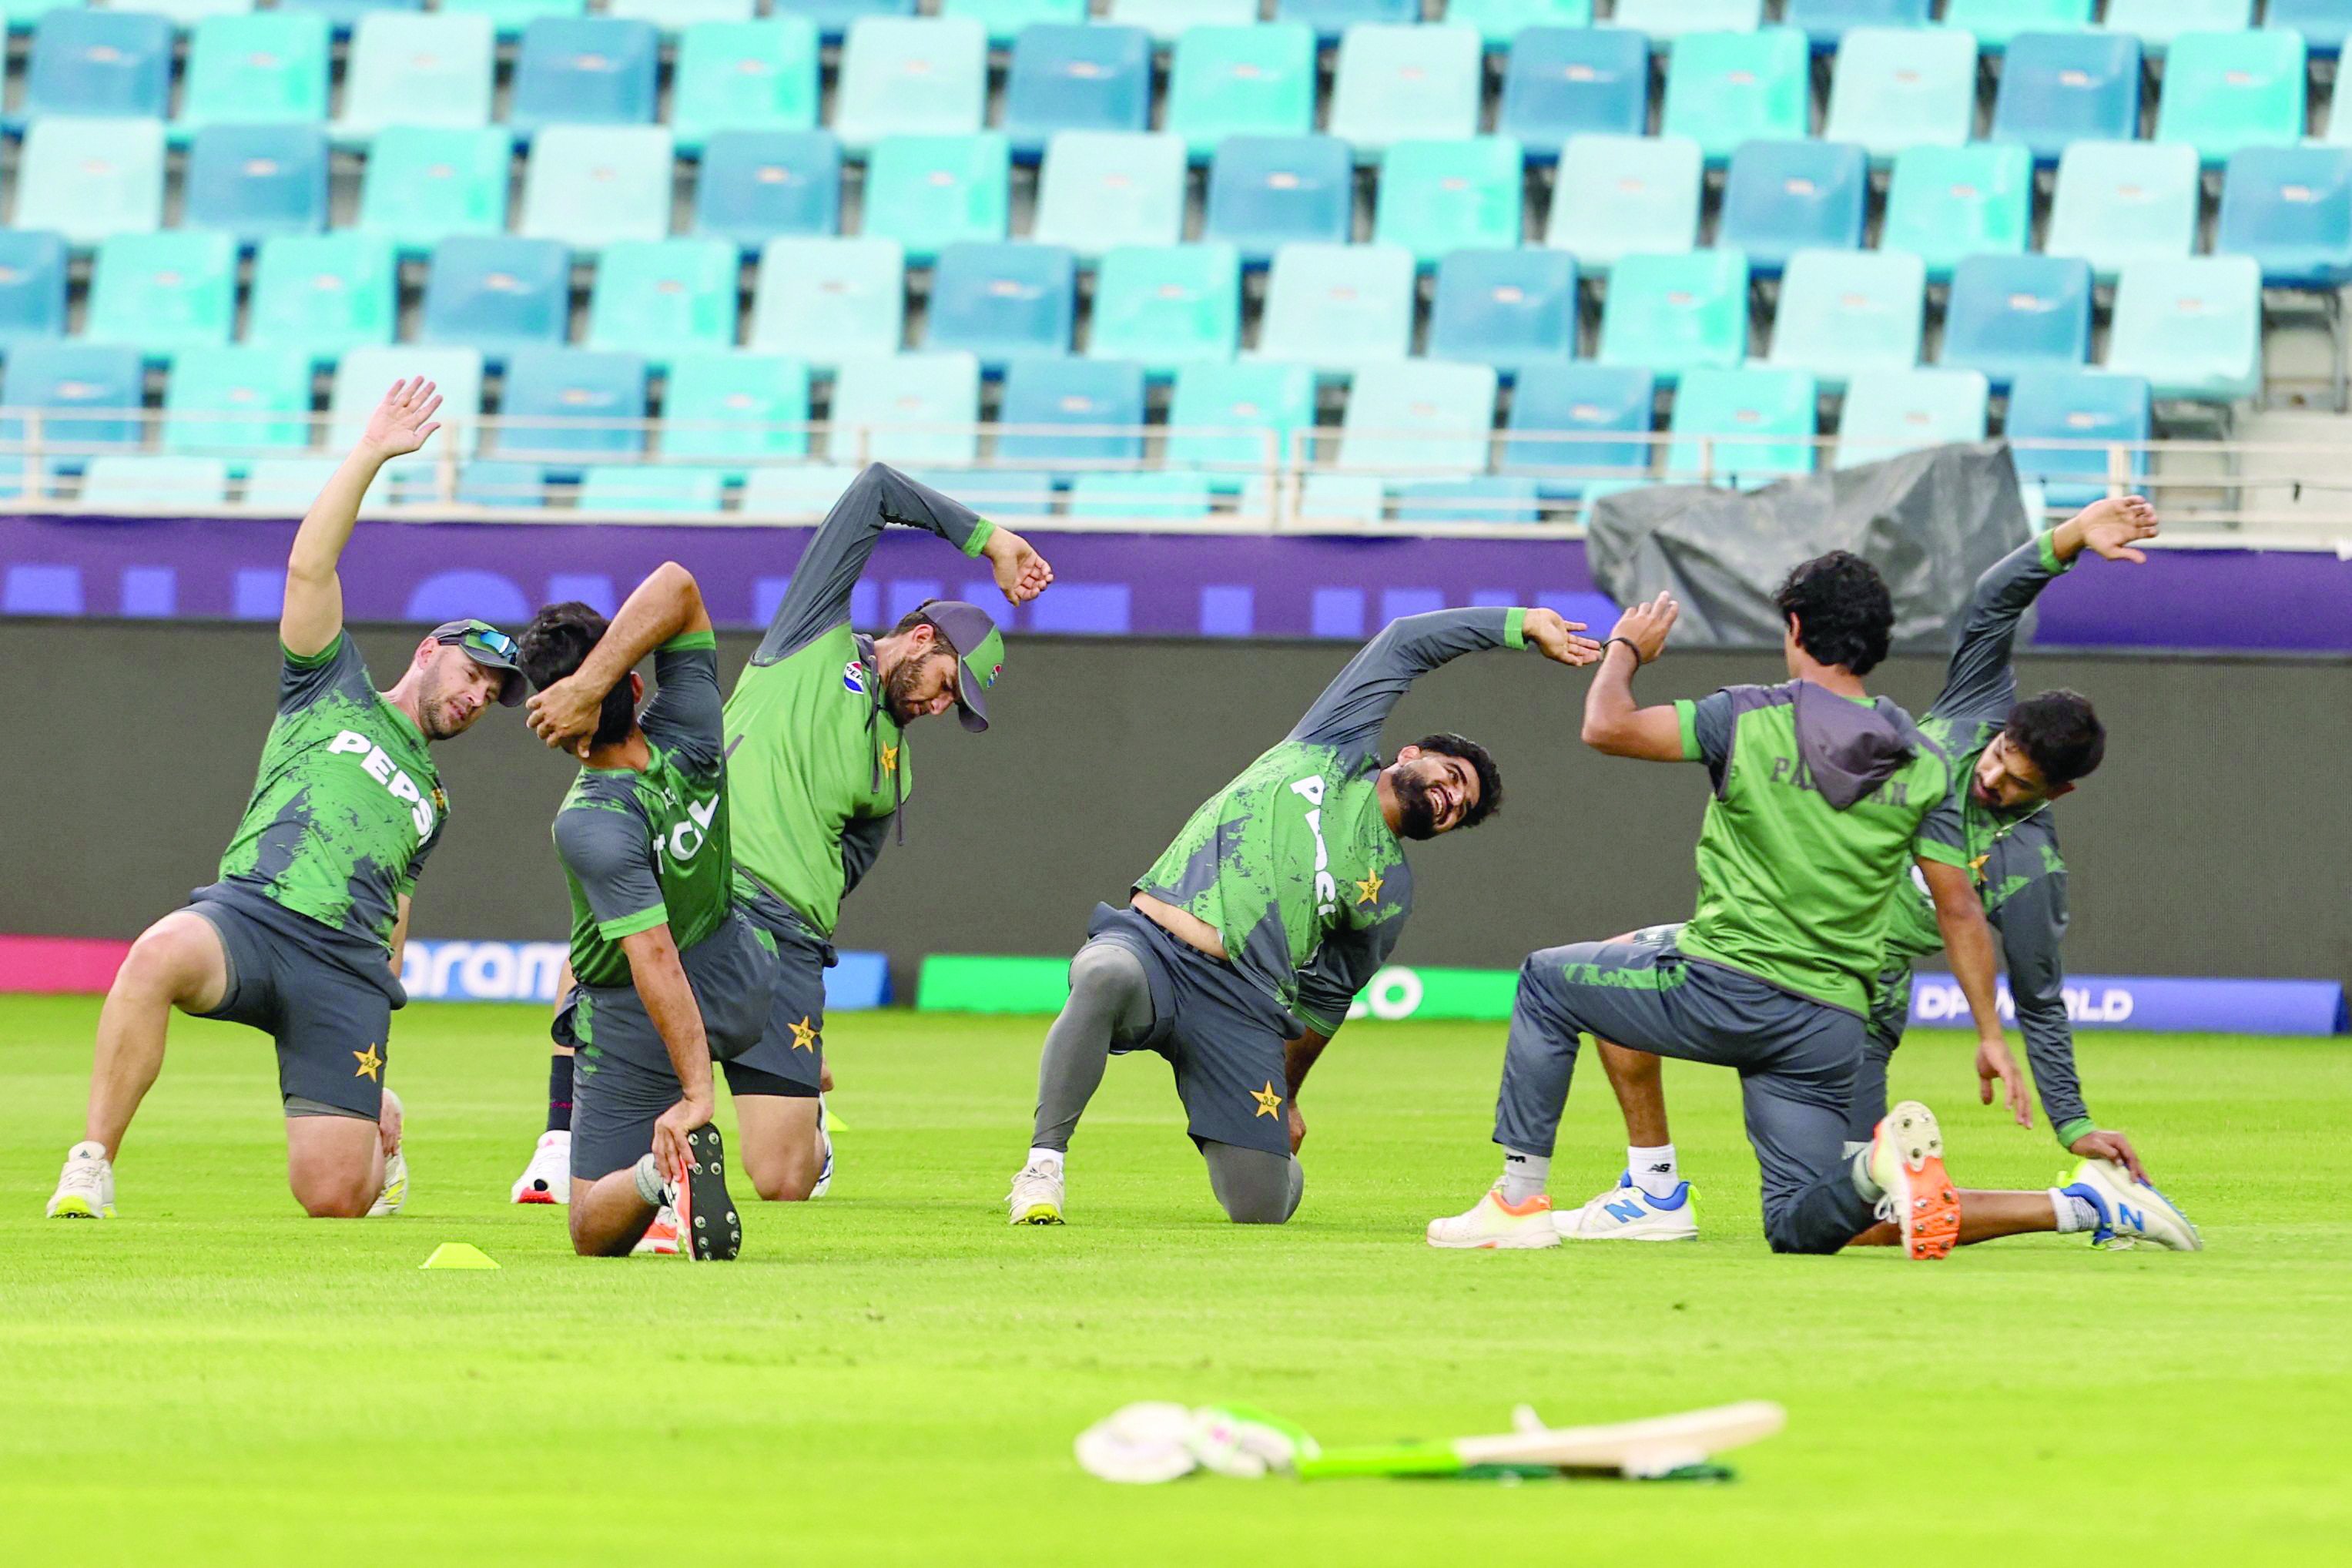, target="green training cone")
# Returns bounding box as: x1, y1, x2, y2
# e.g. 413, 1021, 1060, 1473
420, 1242, 499, 1271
